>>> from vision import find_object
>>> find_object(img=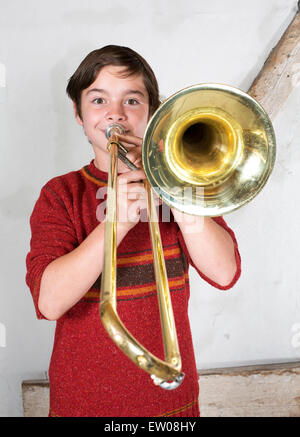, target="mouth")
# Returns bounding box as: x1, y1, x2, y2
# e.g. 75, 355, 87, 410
100, 127, 131, 136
